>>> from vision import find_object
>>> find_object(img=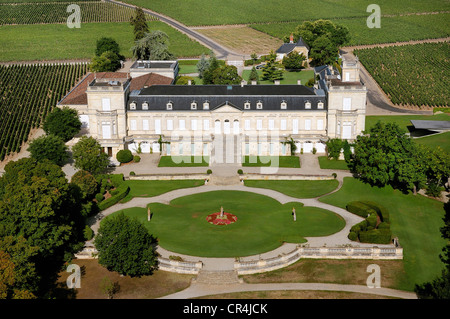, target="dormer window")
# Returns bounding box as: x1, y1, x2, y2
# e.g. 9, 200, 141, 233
244, 101, 251, 110
281, 101, 287, 109
130, 102, 136, 110
256, 101, 263, 109
318, 101, 324, 109
142, 102, 148, 110
203, 101, 209, 110
166, 101, 173, 110
191, 101, 197, 110
305, 101, 311, 109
